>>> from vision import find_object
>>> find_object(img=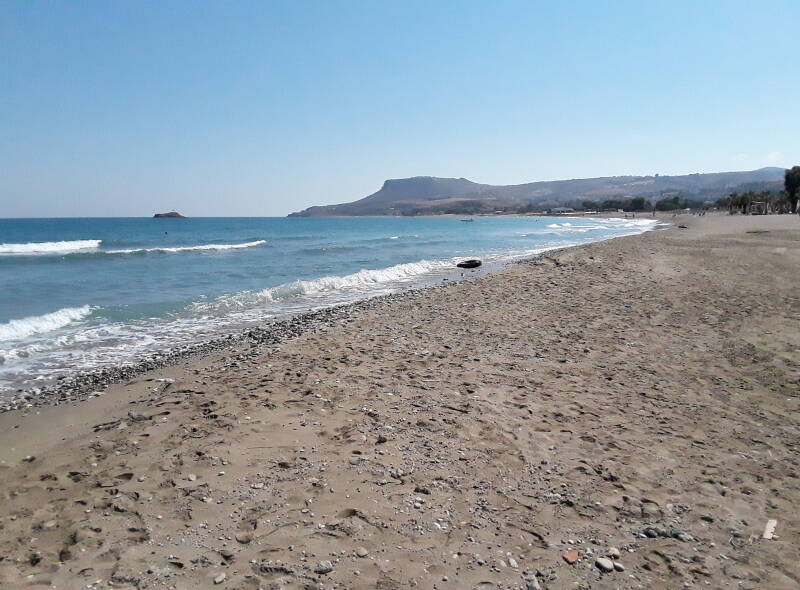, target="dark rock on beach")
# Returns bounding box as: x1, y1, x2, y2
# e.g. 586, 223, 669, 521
456, 259, 482, 269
